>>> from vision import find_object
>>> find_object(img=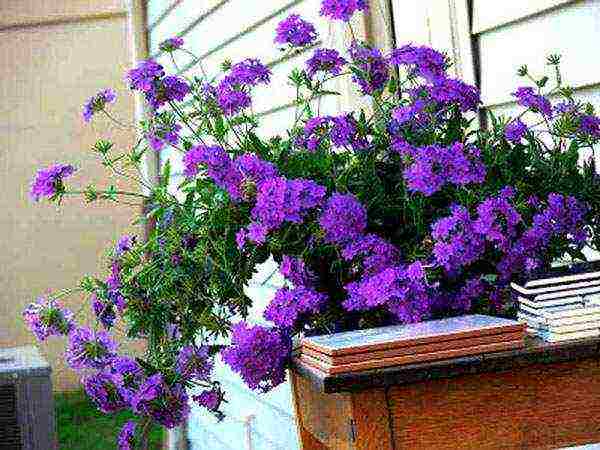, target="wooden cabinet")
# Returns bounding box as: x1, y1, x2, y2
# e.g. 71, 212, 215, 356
292, 336, 600, 449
